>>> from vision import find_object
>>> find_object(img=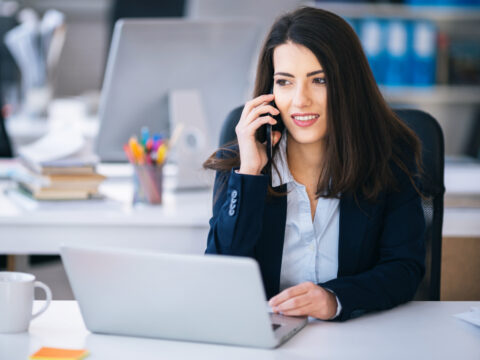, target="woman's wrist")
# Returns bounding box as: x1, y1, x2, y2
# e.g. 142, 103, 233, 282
237, 165, 262, 176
